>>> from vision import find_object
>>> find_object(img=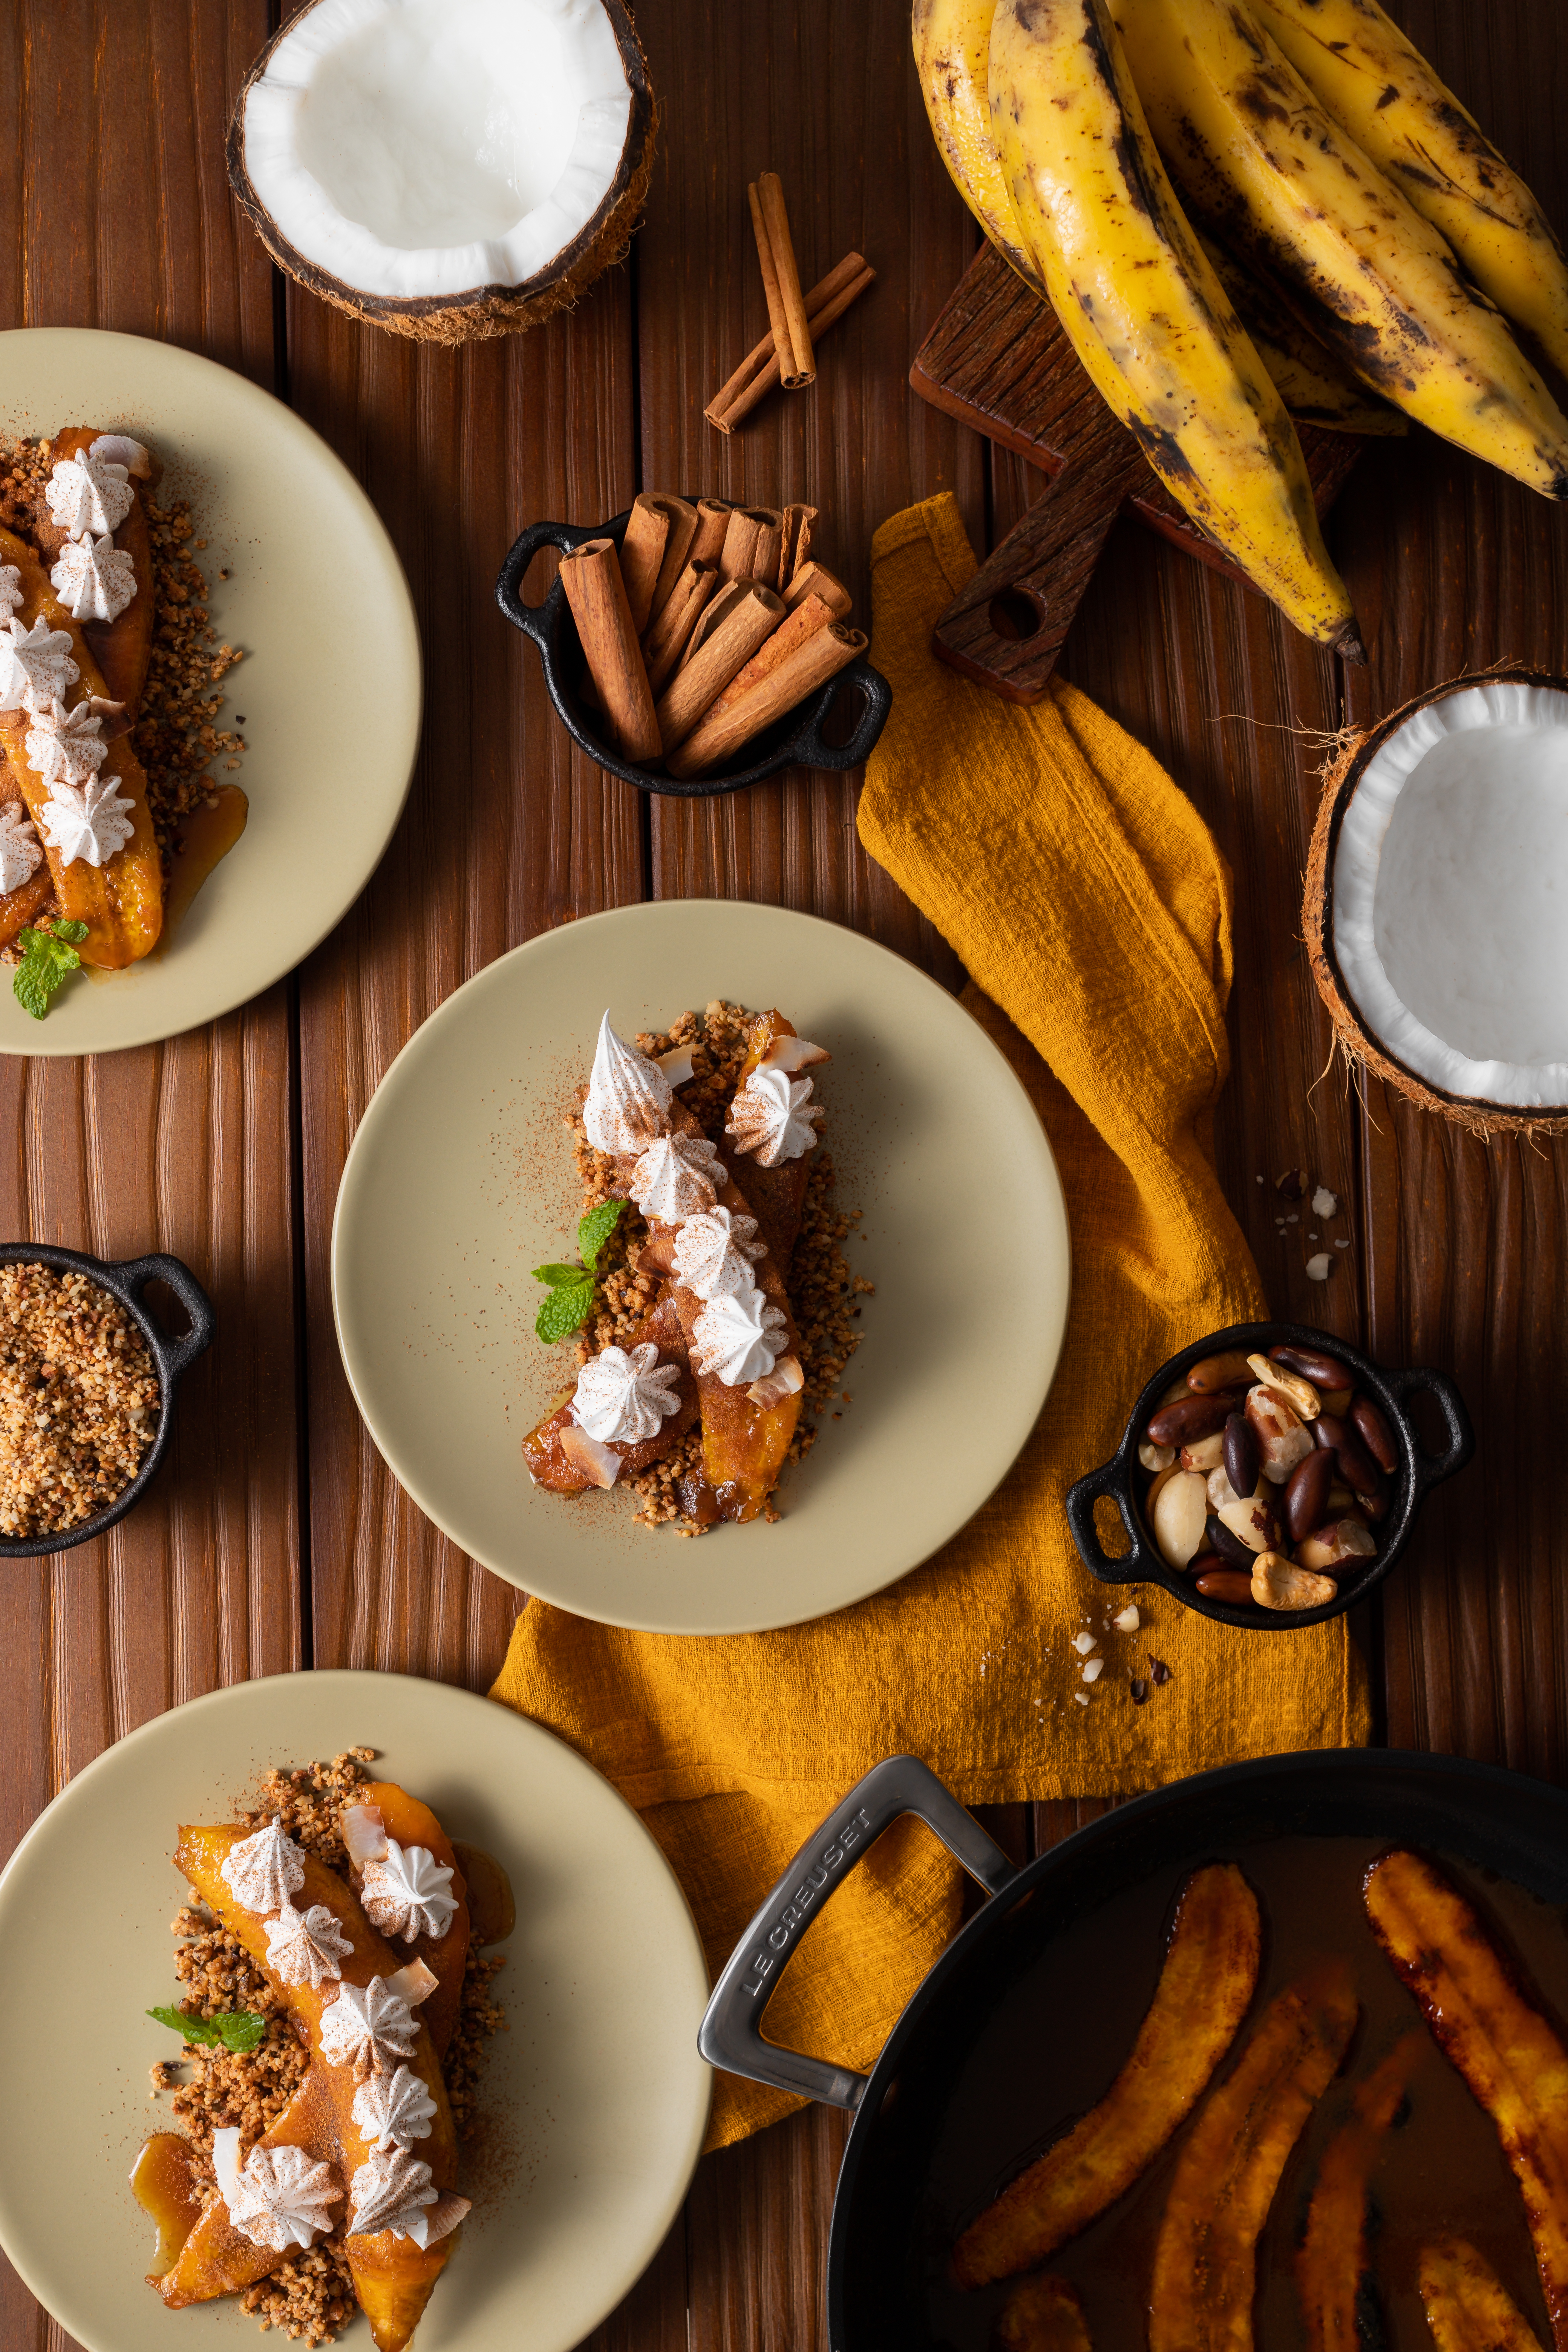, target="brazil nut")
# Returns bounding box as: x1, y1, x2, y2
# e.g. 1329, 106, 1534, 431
1268, 1343, 1354, 1393
1283, 1449, 1335, 1547
1350, 1394, 1398, 1475
1147, 1389, 1243, 1449
1222, 1411, 1259, 1504
1194, 1568, 1255, 1604
1312, 1412, 1381, 1497
1187, 1350, 1256, 1393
